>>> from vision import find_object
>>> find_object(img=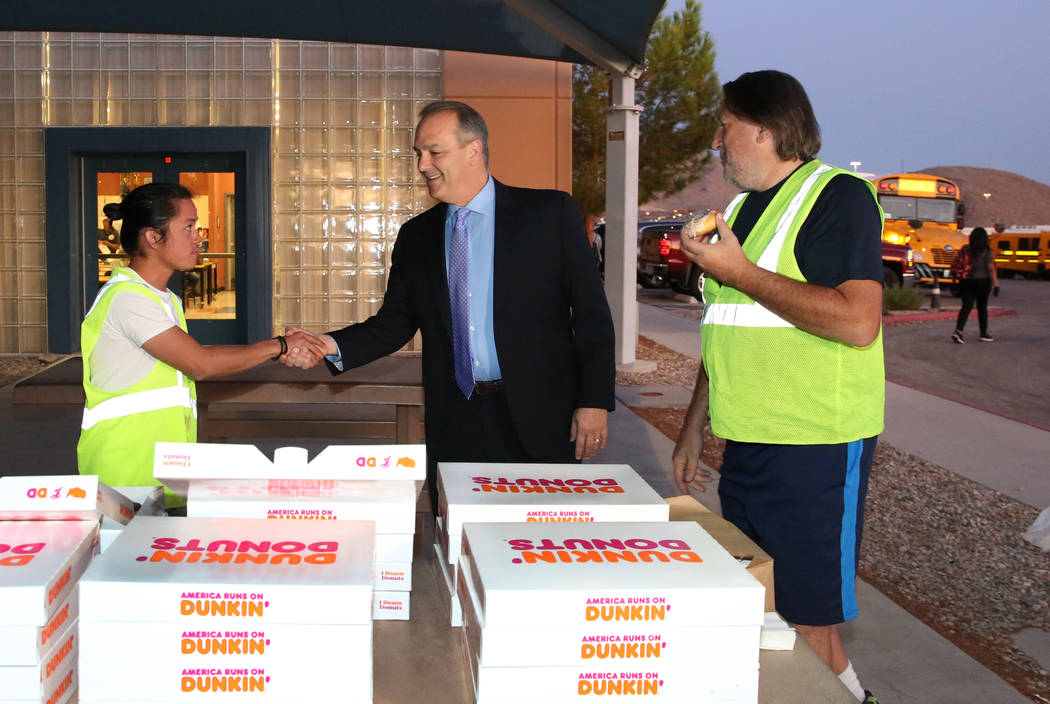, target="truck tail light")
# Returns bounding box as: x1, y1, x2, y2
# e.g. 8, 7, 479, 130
659, 240, 670, 257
